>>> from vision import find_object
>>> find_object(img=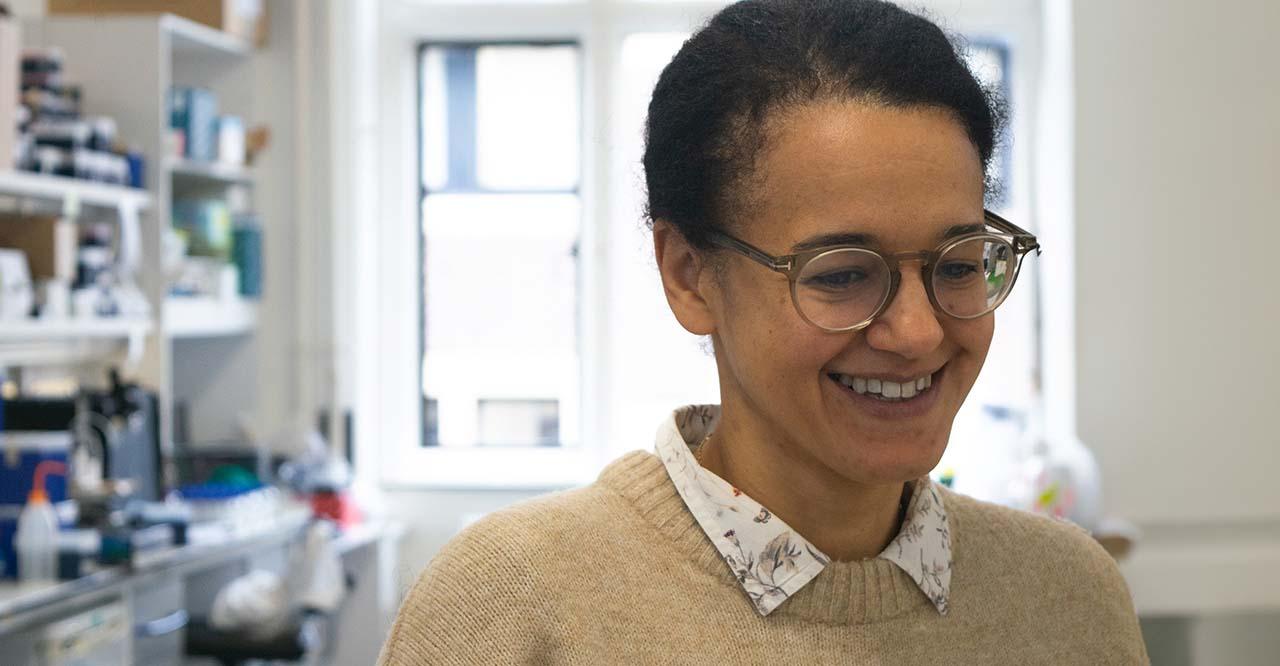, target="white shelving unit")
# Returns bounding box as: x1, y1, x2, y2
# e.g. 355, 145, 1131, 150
161, 12, 249, 58
0, 170, 152, 211
166, 158, 255, 185
0, 316, 151, 368
0, 171, 154, 366
0, 317, 151, 341
164, 297, 257, 338
17, 13, 268, 461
